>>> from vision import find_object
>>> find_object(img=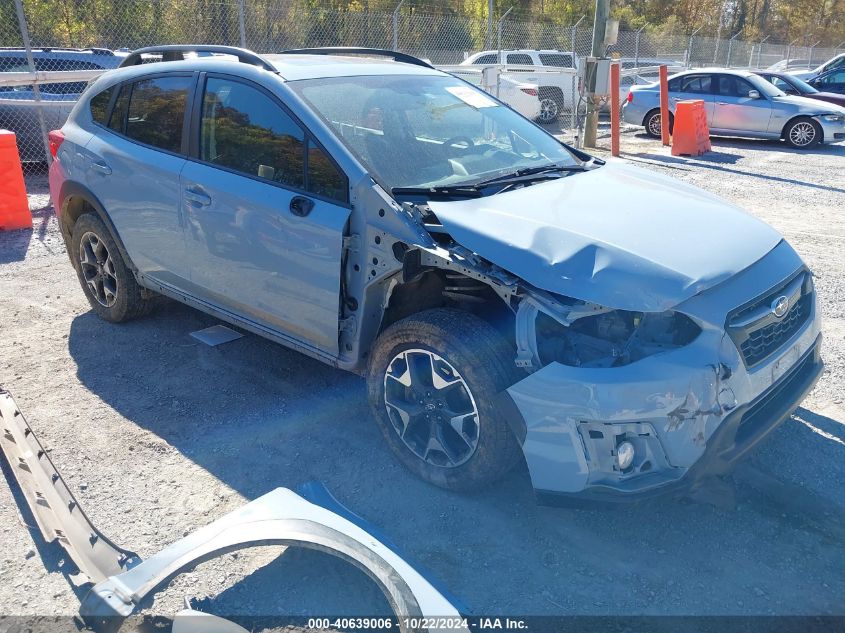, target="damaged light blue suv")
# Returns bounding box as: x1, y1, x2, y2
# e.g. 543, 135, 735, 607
49, 46, 823, 503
